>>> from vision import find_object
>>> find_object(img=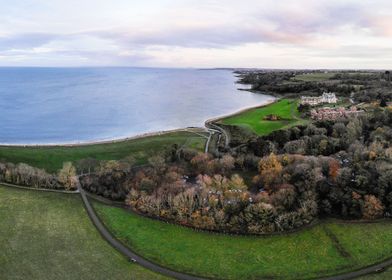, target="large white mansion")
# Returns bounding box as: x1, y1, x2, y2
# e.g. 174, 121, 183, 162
300, 92, 338, 106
